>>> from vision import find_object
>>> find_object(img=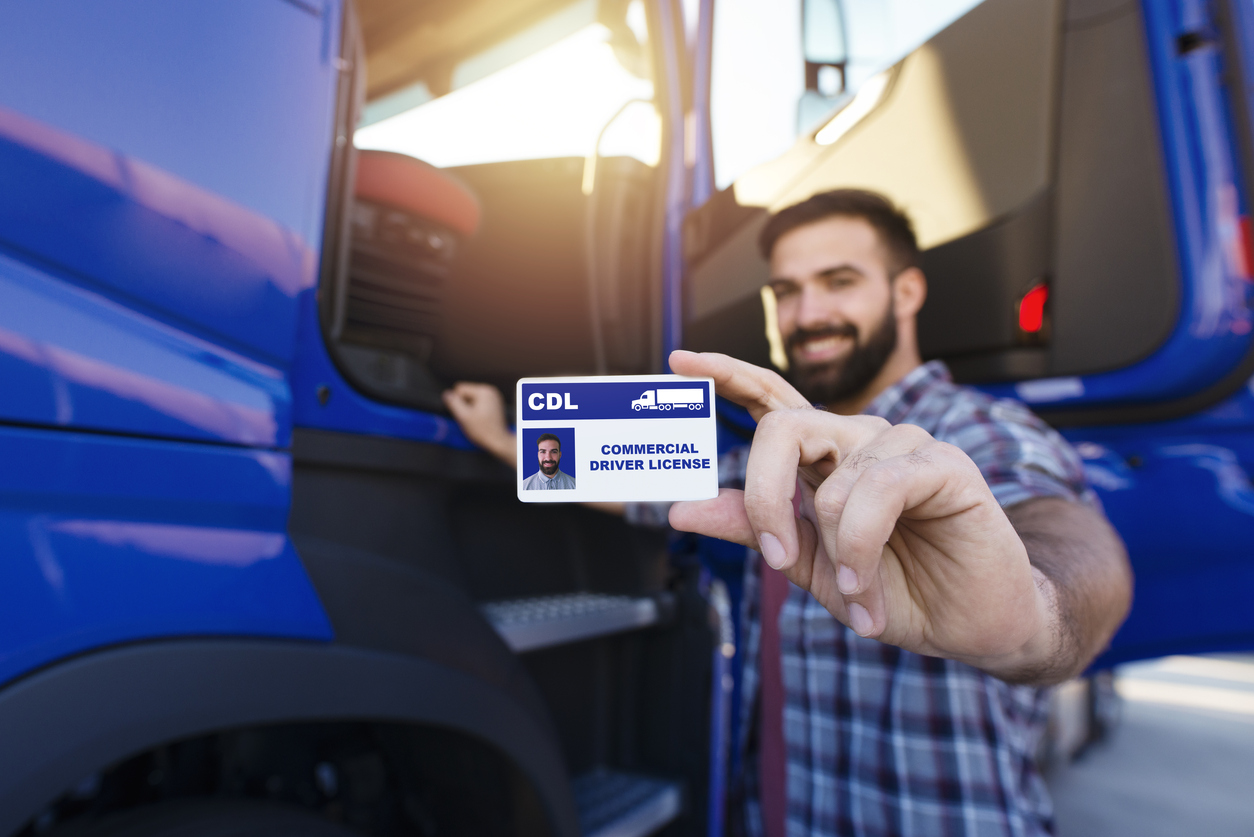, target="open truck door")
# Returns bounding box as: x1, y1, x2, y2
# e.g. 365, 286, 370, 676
0, 1, 720, 835
683, 0, 1254, 667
